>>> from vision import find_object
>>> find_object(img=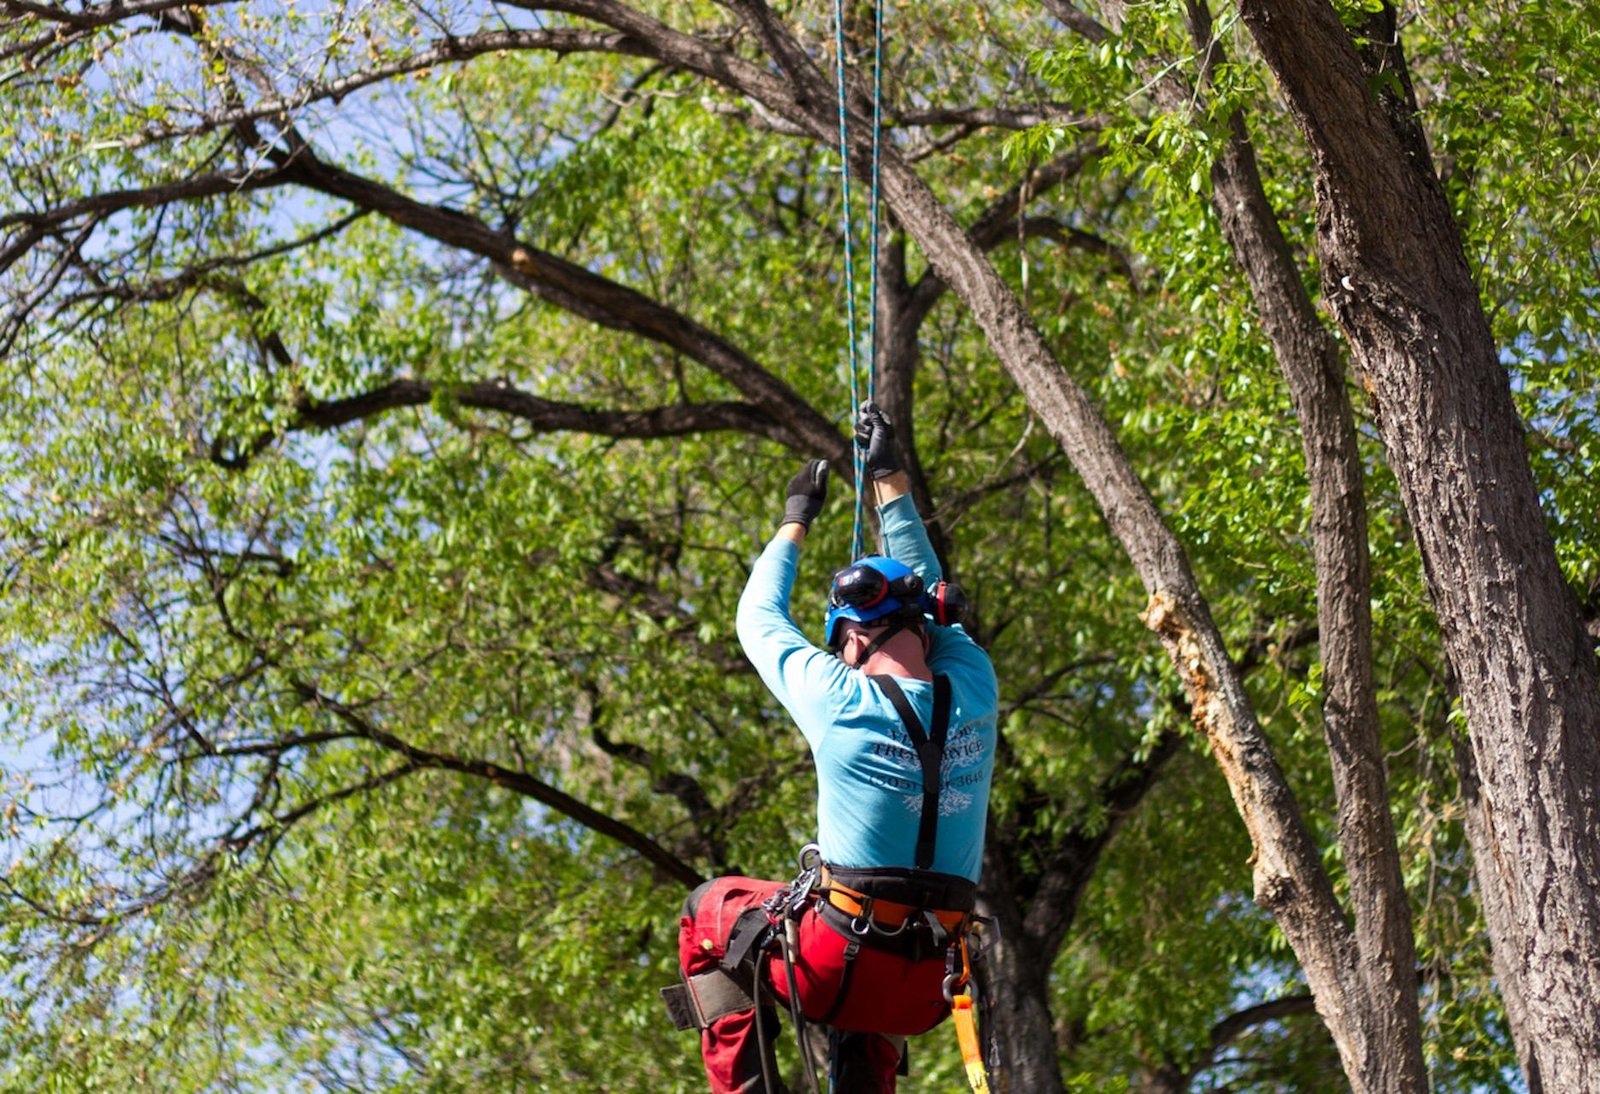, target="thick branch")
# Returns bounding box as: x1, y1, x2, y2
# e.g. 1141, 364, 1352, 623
1209, 992, 1318, 1053
293, 679, 706, 889
270, 150, 848, 465
1145, 993, 1320, 1094
0, 167, 288, 242
1240, 0, 1600, 1084
1190, 13, 1422, 1094
213, 379, 785, 467
1040, 0, 1112, 43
